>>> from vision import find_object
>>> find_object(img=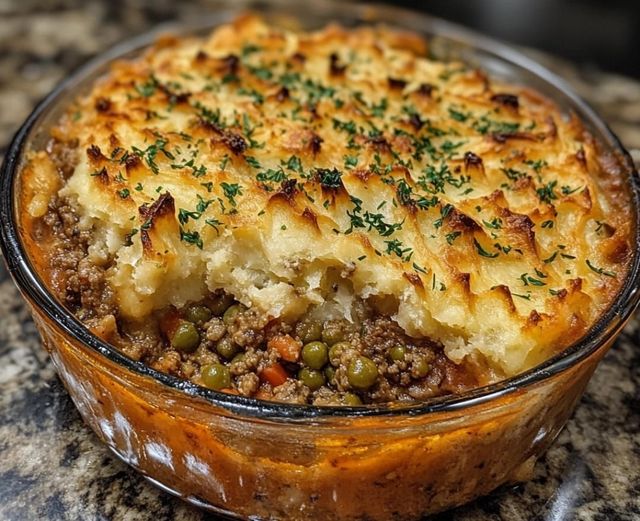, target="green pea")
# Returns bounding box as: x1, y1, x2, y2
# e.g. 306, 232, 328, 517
302, 341, 329, 369
412, 358, 430, 378
231, 353, 246, 365
324, 366, 336, 383
171, 321, 200, 353
298, 368, 325, 391
343, 393, 362, 406
201, 363, 231, 390
329, 342, 350, 367
295, 319, 323, 344
321, 322, 346, 346
208, 293, 235, 316
389, 345, 406, 362
216, 336, 239, 360
222, 304, 245, 326
347, 356, 378, 390
185, 305, 213, 324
